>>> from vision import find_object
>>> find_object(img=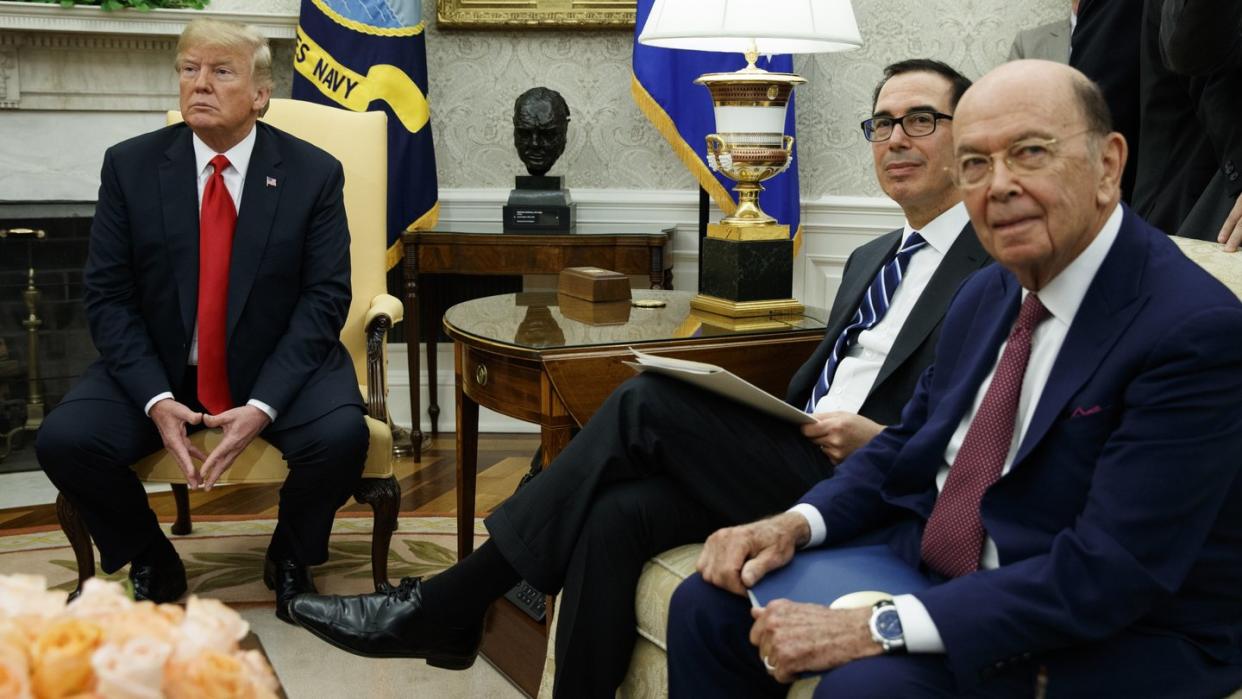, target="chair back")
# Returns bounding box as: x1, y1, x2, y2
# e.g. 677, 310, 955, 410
166, 99, 389, 387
